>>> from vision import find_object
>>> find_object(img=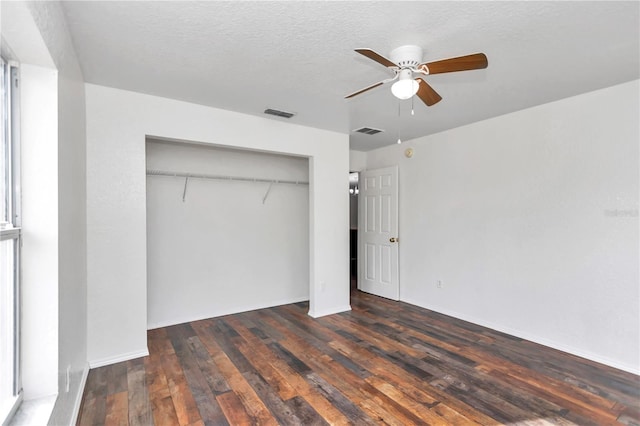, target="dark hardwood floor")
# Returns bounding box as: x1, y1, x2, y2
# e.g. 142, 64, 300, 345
77, 290, 640, 425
